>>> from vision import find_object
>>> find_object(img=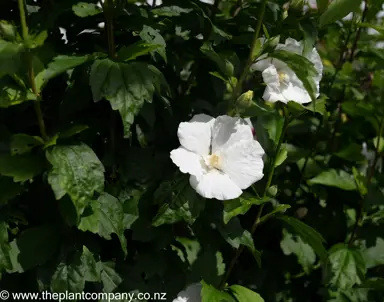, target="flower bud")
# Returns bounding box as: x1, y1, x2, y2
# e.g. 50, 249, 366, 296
235, 90, 254, 113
